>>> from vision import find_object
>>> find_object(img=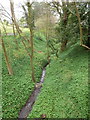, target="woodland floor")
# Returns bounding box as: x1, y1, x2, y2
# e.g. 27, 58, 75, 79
2, 33, 89, 118
2, 33, 47, 118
